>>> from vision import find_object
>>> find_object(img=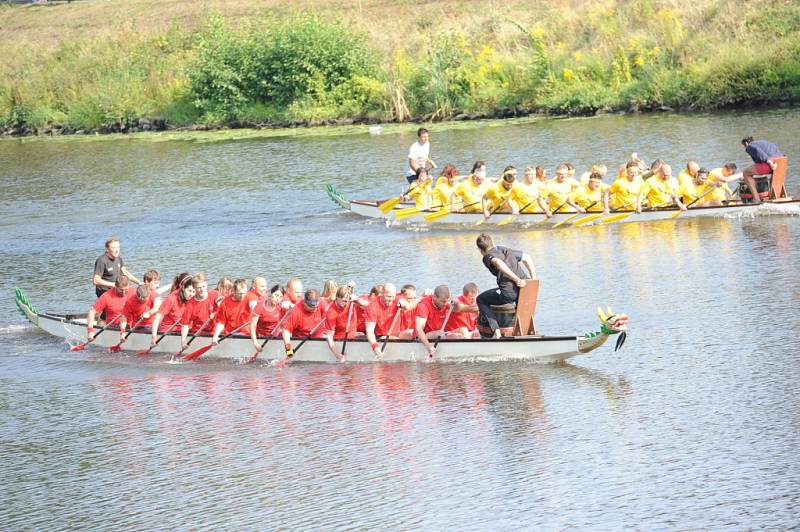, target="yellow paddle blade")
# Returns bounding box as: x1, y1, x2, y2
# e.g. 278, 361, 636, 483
475, 216, 488, 226
598, 212, 634, 224
552, 212, 582, 228
670, 209, 685, 219
496, 214, 517, 226
536, 214, 553, 224
378, 196, 402, 214
424, 208, 452, 222
572, 213, 604, 227
393, 206, 423, 219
